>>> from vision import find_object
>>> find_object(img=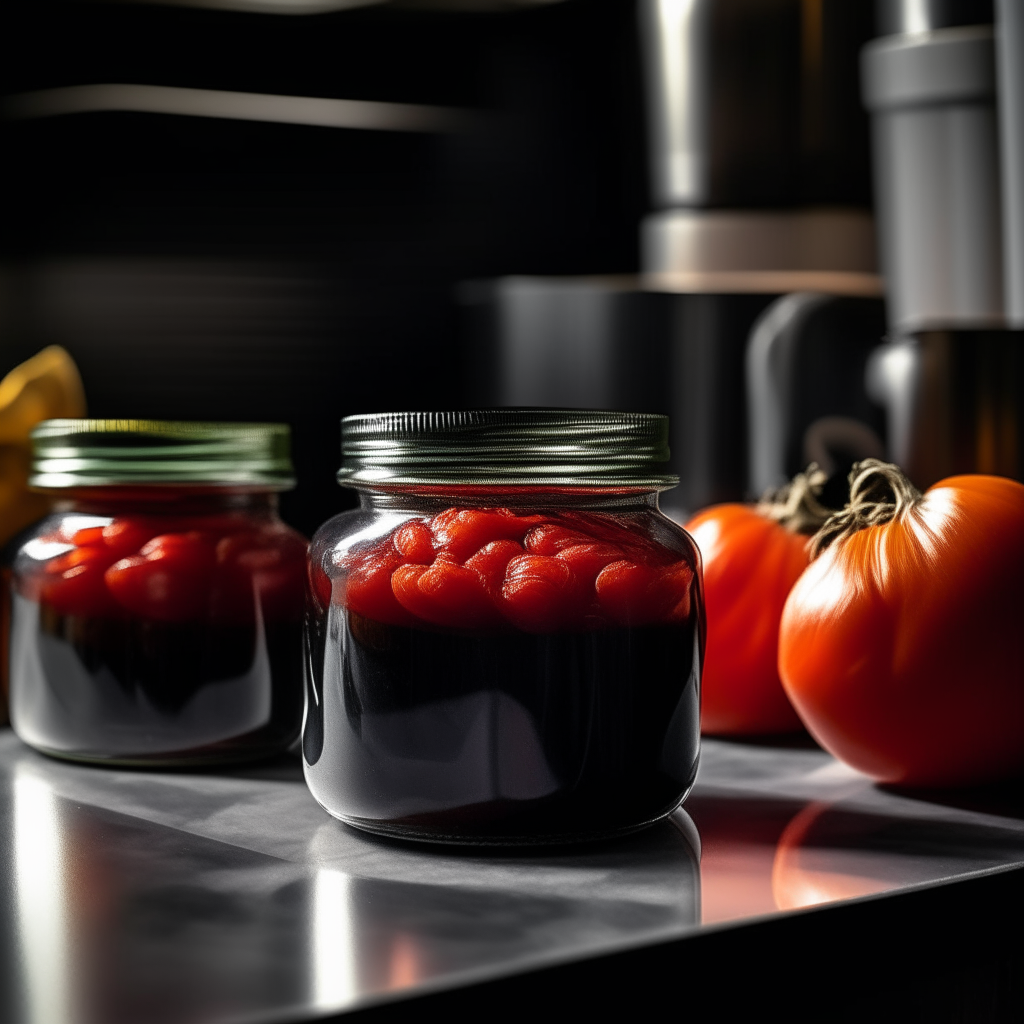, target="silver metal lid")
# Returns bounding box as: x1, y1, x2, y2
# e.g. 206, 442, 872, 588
30, 420, 296, 489
337, 410, 678, 489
